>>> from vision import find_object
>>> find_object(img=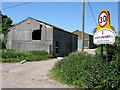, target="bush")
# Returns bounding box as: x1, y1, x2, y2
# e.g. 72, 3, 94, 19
50, 52, 119, 89
0, 49, 52, 63
95, 45, 106, 56
95, 43, 120, 62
